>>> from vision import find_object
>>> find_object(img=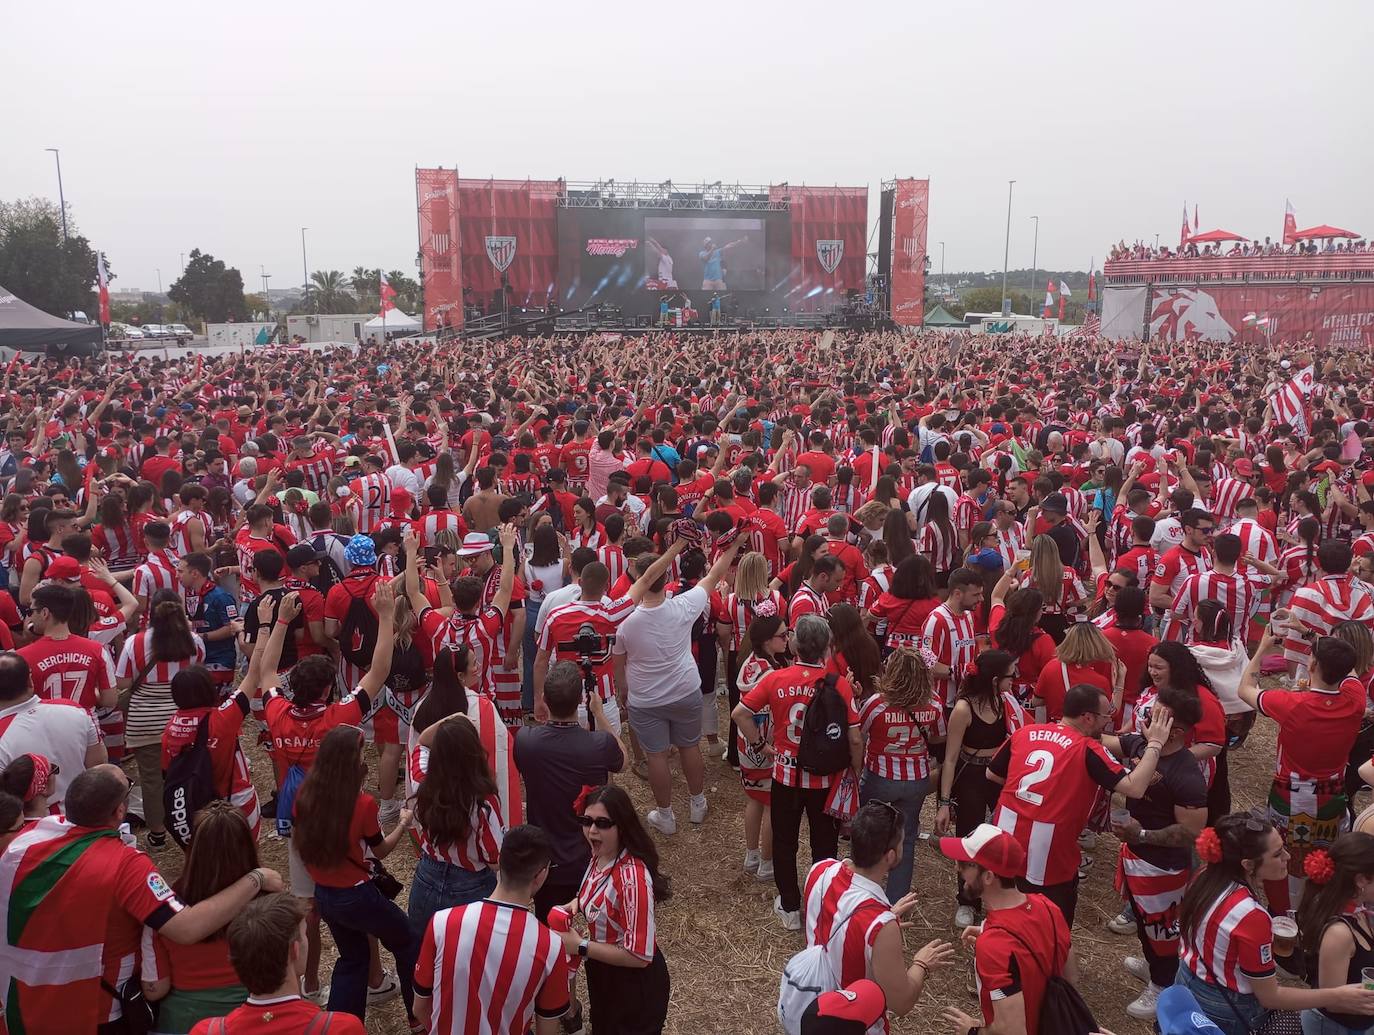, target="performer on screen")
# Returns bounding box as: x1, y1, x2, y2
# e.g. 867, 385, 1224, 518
700, 236, 747, 291
647, 237, 678, 288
